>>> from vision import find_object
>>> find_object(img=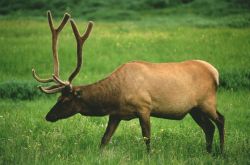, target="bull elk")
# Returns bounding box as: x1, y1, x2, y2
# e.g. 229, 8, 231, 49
32, 11, 225, 153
